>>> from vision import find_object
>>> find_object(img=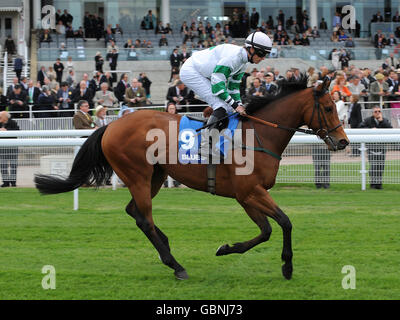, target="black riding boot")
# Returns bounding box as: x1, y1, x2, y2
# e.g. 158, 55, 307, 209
199, 108, 227, 159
